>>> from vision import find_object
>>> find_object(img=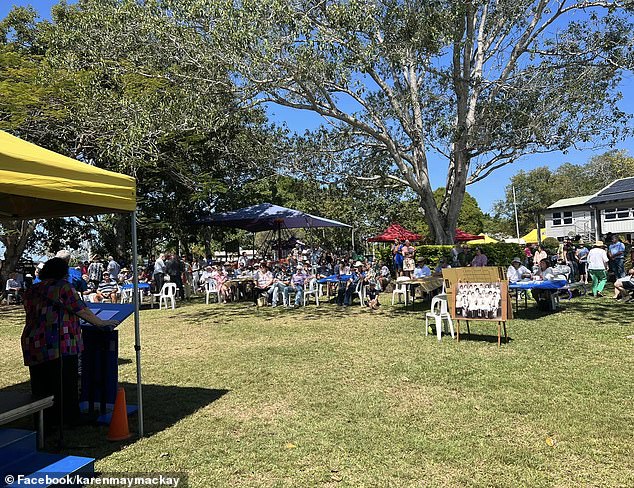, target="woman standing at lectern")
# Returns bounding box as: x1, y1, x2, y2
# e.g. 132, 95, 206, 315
21, 257, 119, 428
